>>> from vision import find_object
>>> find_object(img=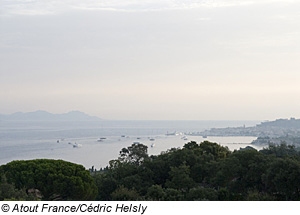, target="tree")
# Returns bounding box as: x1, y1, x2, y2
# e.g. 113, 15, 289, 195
164, 188, 184, 200
183, 141, 199, 150
246, 190, 275, 201
165, 163, 195, 191
263, 158, 300, 200
260, 143, 300, 158
93, 141, 300, 201
199, 141, 231, 160
212, 150, 268, 194
110, 186, 140, 200
0, 159, 97, 200
186, 187, 218, 201
0, 175, 30, 200
142, 158, 169, 185
146, 185, 166, 200
119, 143, 149, 165
93, 173, 118, 201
